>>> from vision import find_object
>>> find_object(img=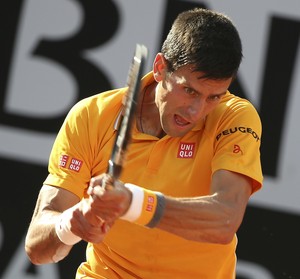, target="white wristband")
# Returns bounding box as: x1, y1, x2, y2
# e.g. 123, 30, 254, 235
120, 183, 166, 228
120, 183, 144, 222
55, 208, 82, 246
